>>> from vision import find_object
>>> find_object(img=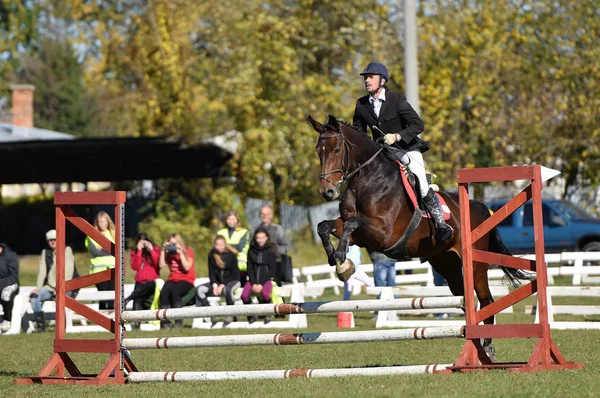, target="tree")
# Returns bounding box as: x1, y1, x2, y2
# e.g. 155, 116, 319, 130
18, 37, 100, 136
